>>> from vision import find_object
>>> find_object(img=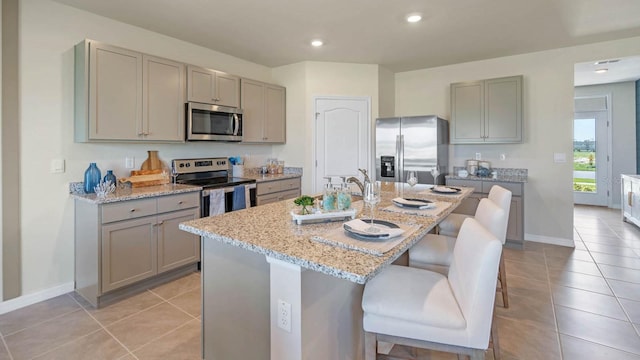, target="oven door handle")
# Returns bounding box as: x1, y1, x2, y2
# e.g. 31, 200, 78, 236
202, 183, 256, 196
